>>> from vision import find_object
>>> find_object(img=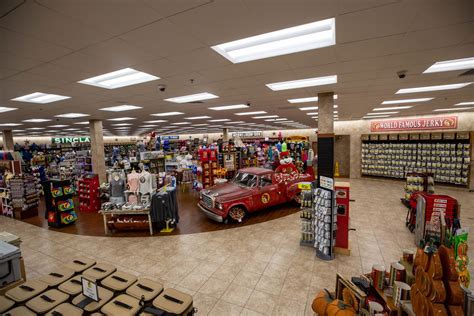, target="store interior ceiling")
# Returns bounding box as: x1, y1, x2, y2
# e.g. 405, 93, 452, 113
0, 0, 473, 137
